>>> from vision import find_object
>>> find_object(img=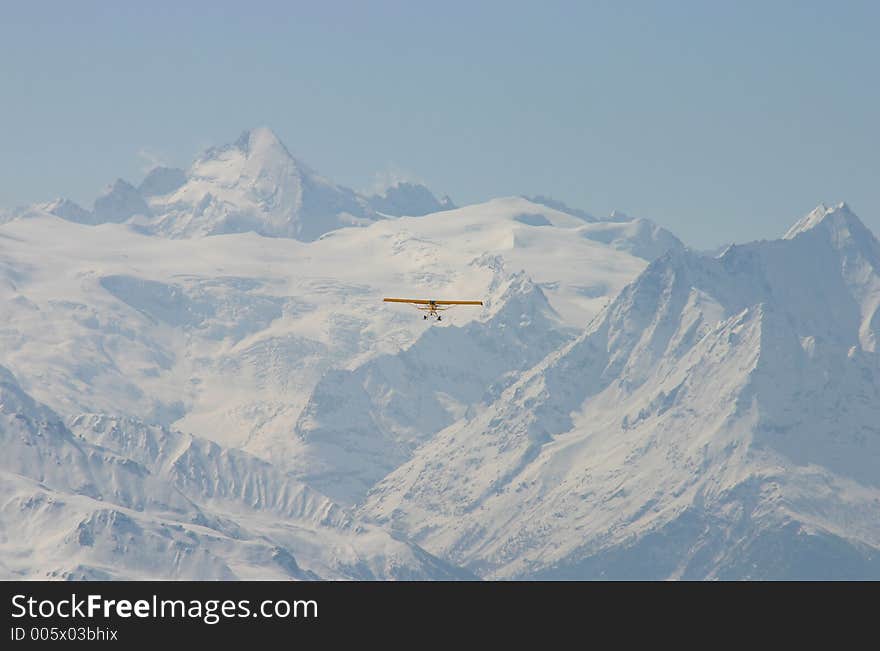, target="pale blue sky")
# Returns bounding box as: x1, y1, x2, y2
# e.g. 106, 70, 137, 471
1, 1, 878, 248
